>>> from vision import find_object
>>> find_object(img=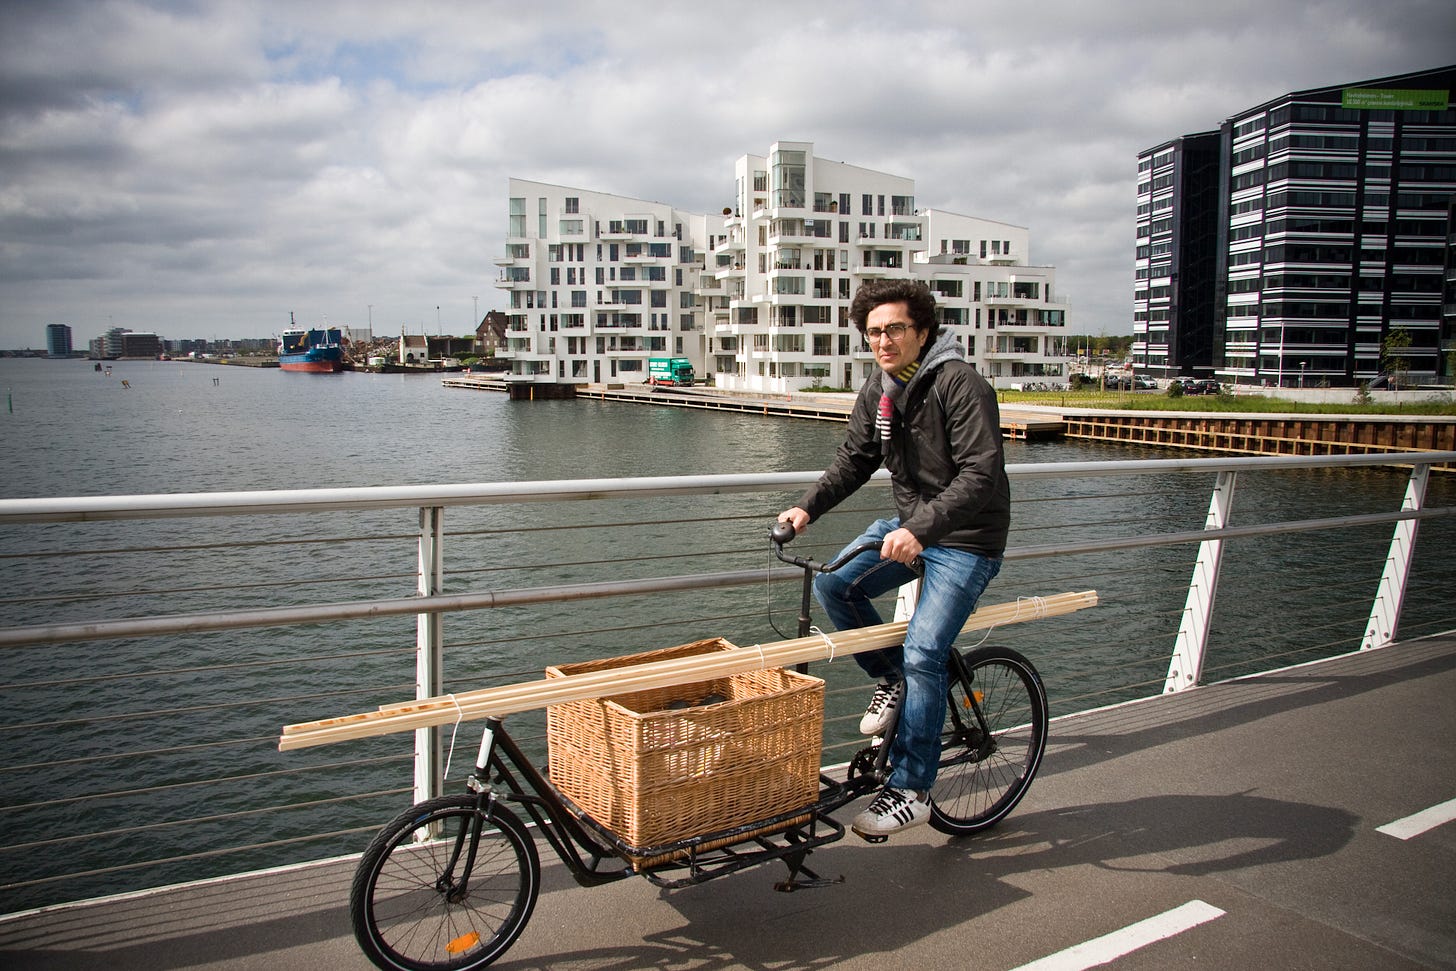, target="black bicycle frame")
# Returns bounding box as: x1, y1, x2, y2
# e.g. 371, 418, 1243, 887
449, 530, 997, 892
